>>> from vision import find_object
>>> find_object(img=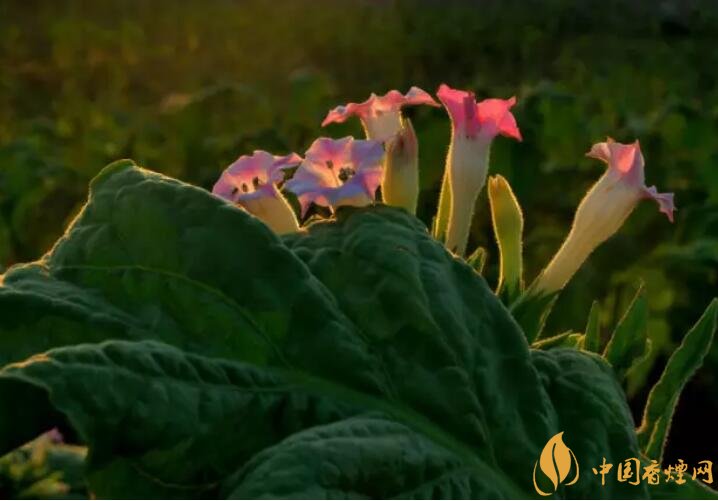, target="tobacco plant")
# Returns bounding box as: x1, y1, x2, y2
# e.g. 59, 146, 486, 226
0, 84, 715, 499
